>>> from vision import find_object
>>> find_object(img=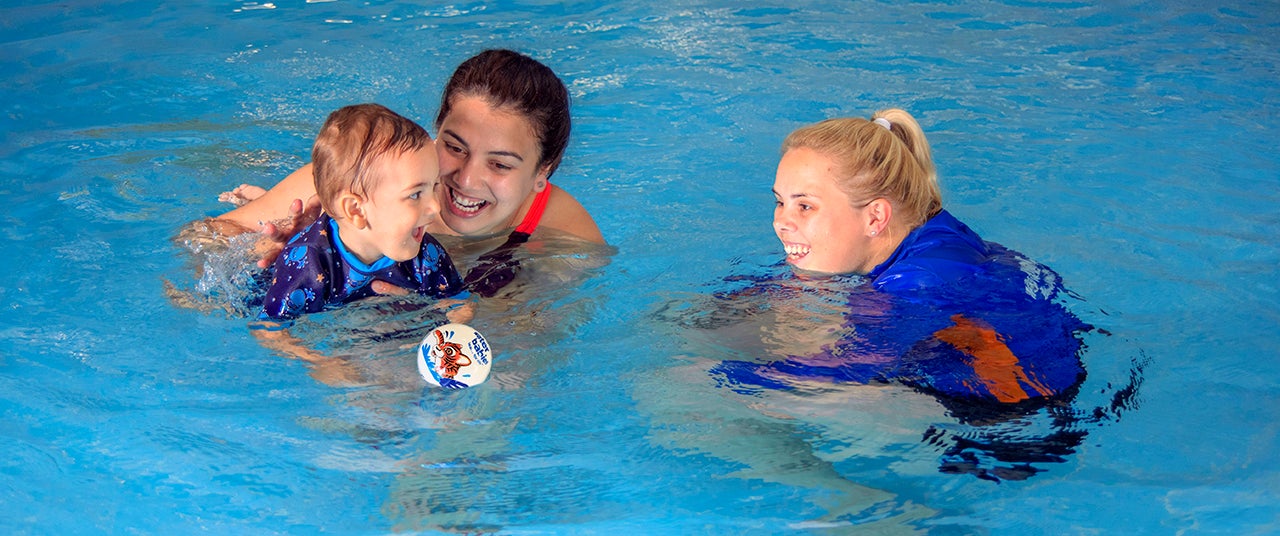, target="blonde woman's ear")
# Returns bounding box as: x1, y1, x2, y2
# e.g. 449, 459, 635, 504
866, 198, 893, 236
